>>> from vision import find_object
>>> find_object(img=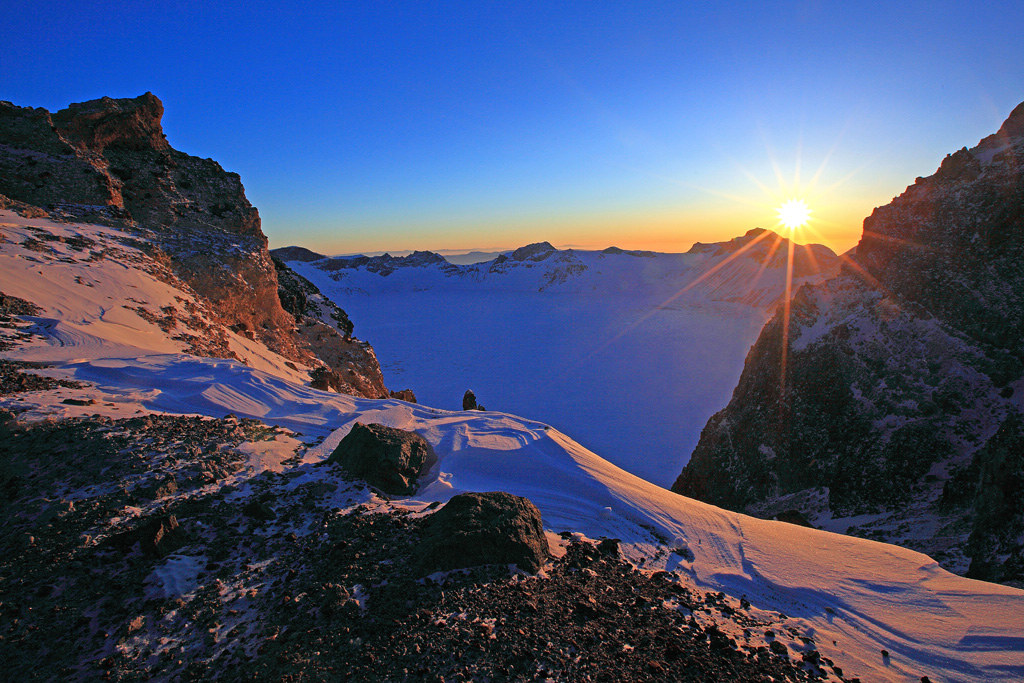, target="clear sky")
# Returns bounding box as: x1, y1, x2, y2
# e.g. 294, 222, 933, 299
4, 2, 1023, 255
